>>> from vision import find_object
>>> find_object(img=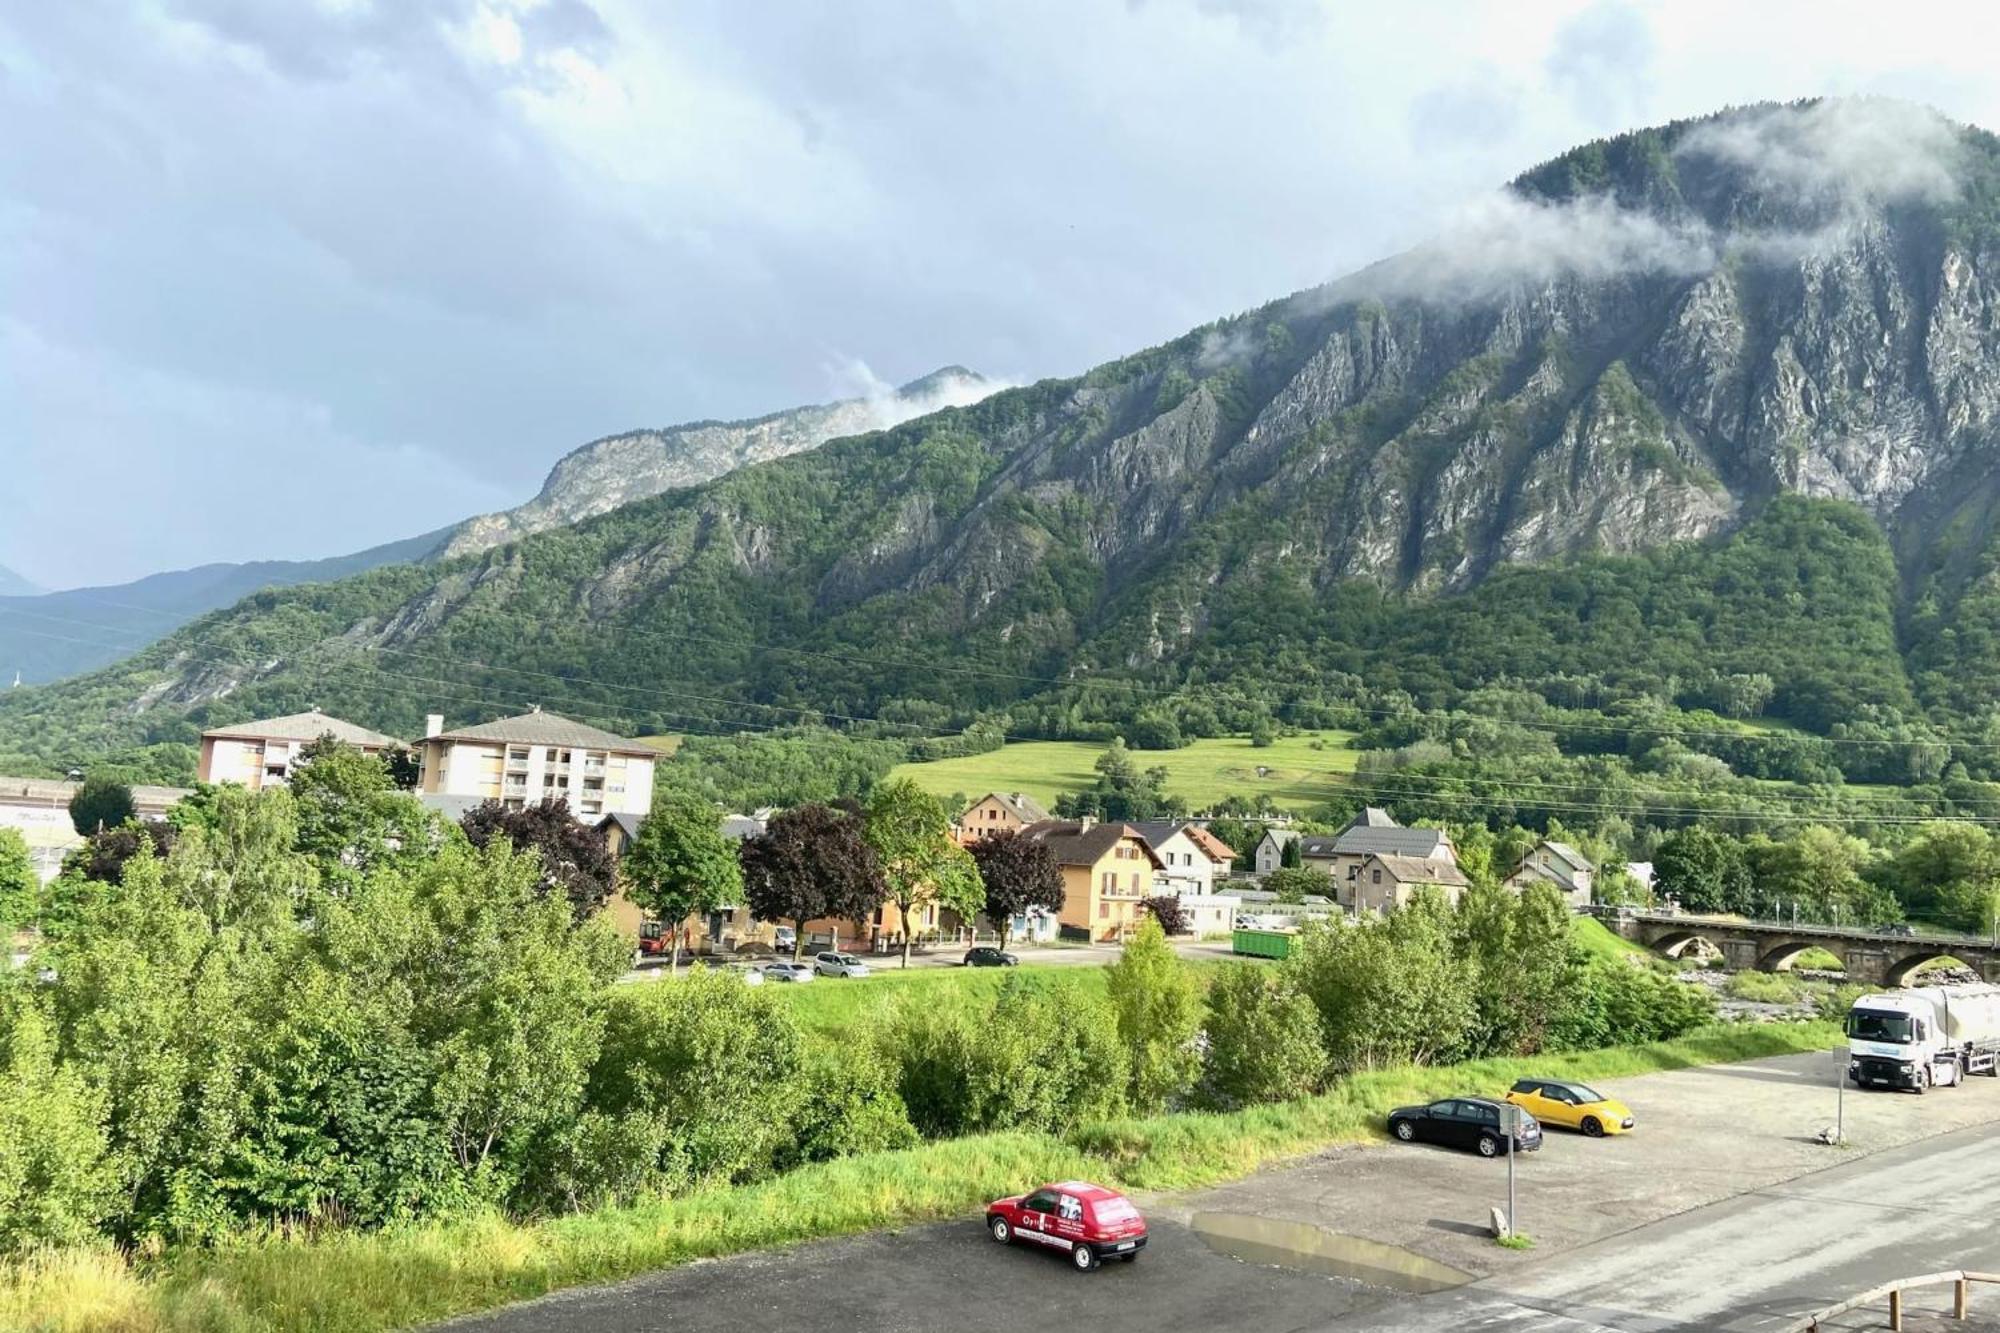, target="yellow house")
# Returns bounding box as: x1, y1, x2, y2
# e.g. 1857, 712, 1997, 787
956, 791, 1051, 845
198, 709, 402, 788
1019, 818, 1165, 943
